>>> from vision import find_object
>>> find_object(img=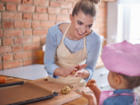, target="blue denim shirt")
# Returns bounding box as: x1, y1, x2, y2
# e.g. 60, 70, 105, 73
44, 23, 102, 81
103, 89, 135, 105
